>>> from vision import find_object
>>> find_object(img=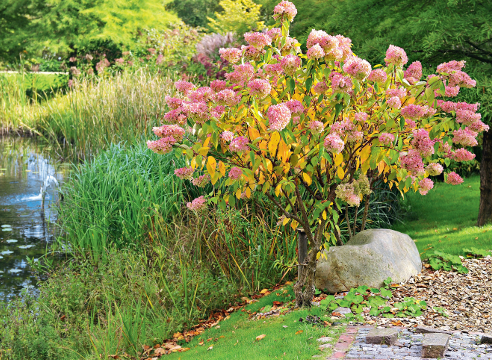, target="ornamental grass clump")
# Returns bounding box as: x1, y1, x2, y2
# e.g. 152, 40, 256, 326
147, 1, 488, 306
